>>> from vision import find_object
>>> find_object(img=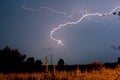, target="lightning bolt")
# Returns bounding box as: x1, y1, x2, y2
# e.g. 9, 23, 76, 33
22, 0, 73, 18
22, 0, 120, 46
50, 6, 120, 45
